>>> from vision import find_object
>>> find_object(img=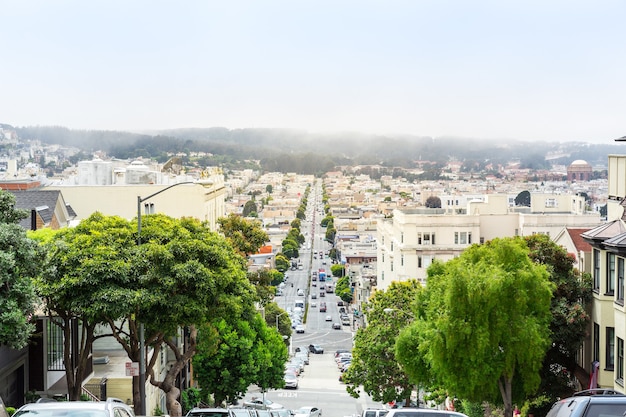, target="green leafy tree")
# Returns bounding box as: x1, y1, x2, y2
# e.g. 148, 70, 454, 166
320, 215, 334, 227
266, 184, 273, 194
218, 213, 269, 256
524, 234, 592, 398
242, 200, 258, 217
515, 190, 531, 207
33, 213, 135, 401
290, 218, 301, 230
0, 190, 41, 350
111, 214, 256, 416
330, 264, 345, 278
343, 280, 422, 405
38, 212, 256, 415
194, 318, 259, 406
424, 196, 442, 208
264, 302, 292, 338
397, 237, 553, 417
194, 313, 288, 406
248, 269, 278, 306
335, 276, 353, 303
275, 254, 290, 272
